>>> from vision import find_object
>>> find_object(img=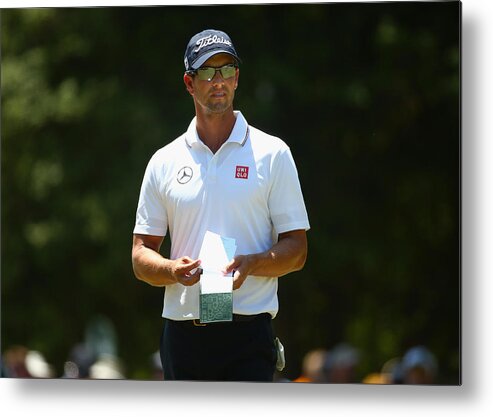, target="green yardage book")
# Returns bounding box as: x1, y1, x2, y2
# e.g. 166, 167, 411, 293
199, 292, 233, 323
197, 231, 236, 324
